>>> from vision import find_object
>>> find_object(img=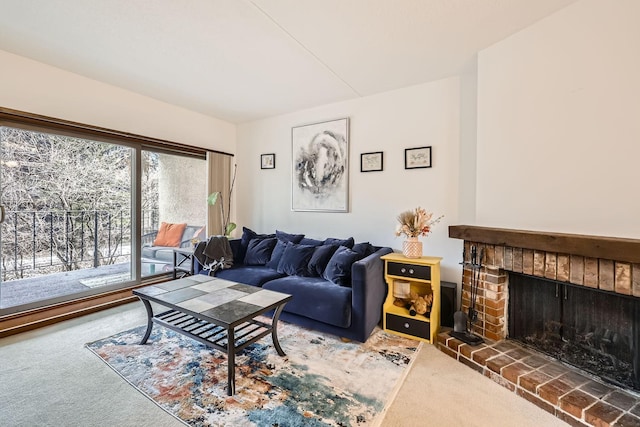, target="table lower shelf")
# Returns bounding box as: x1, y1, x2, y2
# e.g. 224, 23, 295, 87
153, 309, 272, 355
